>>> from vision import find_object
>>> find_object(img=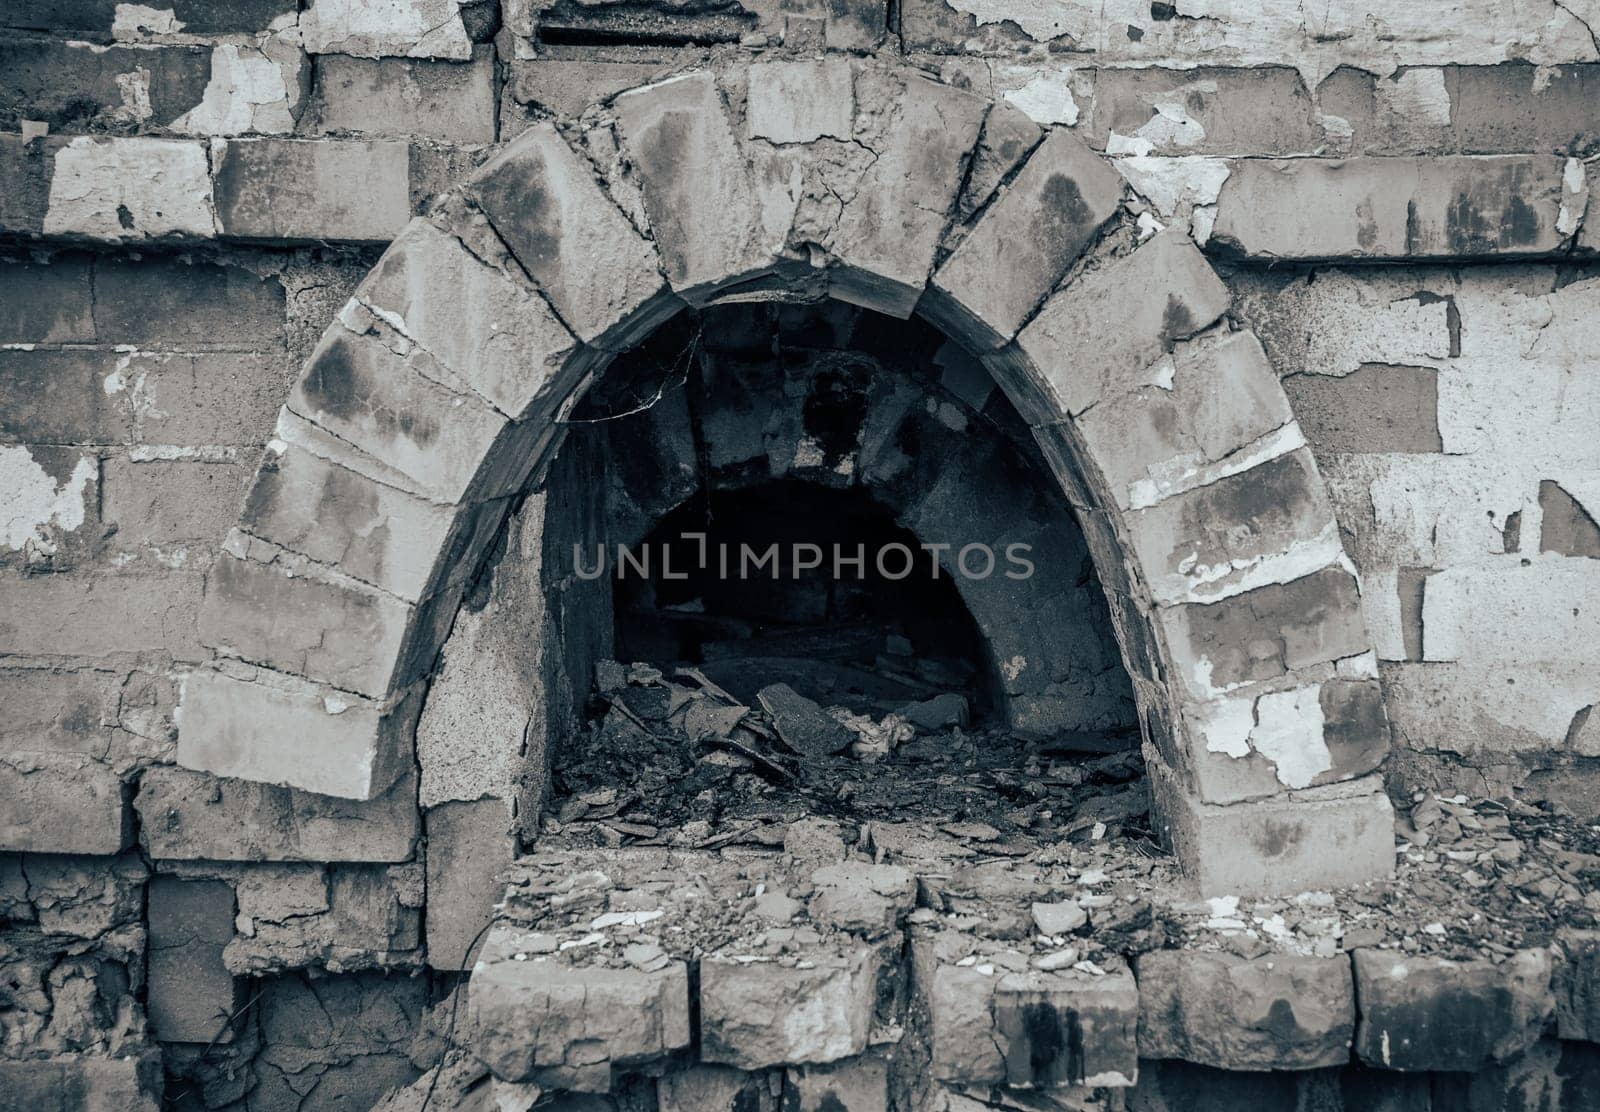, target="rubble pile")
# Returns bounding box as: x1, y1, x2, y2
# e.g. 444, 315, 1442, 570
542, 660, 1150, 859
